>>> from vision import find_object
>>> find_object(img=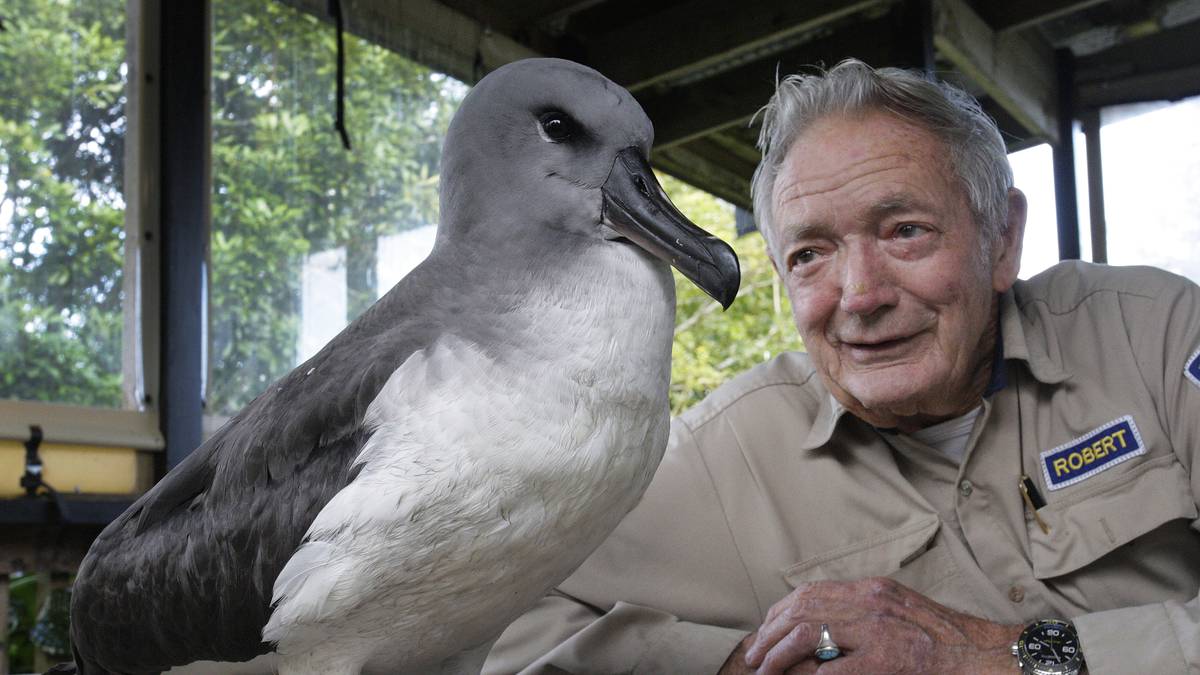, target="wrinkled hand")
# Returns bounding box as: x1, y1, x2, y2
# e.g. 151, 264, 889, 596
725, 577, 1022, 674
